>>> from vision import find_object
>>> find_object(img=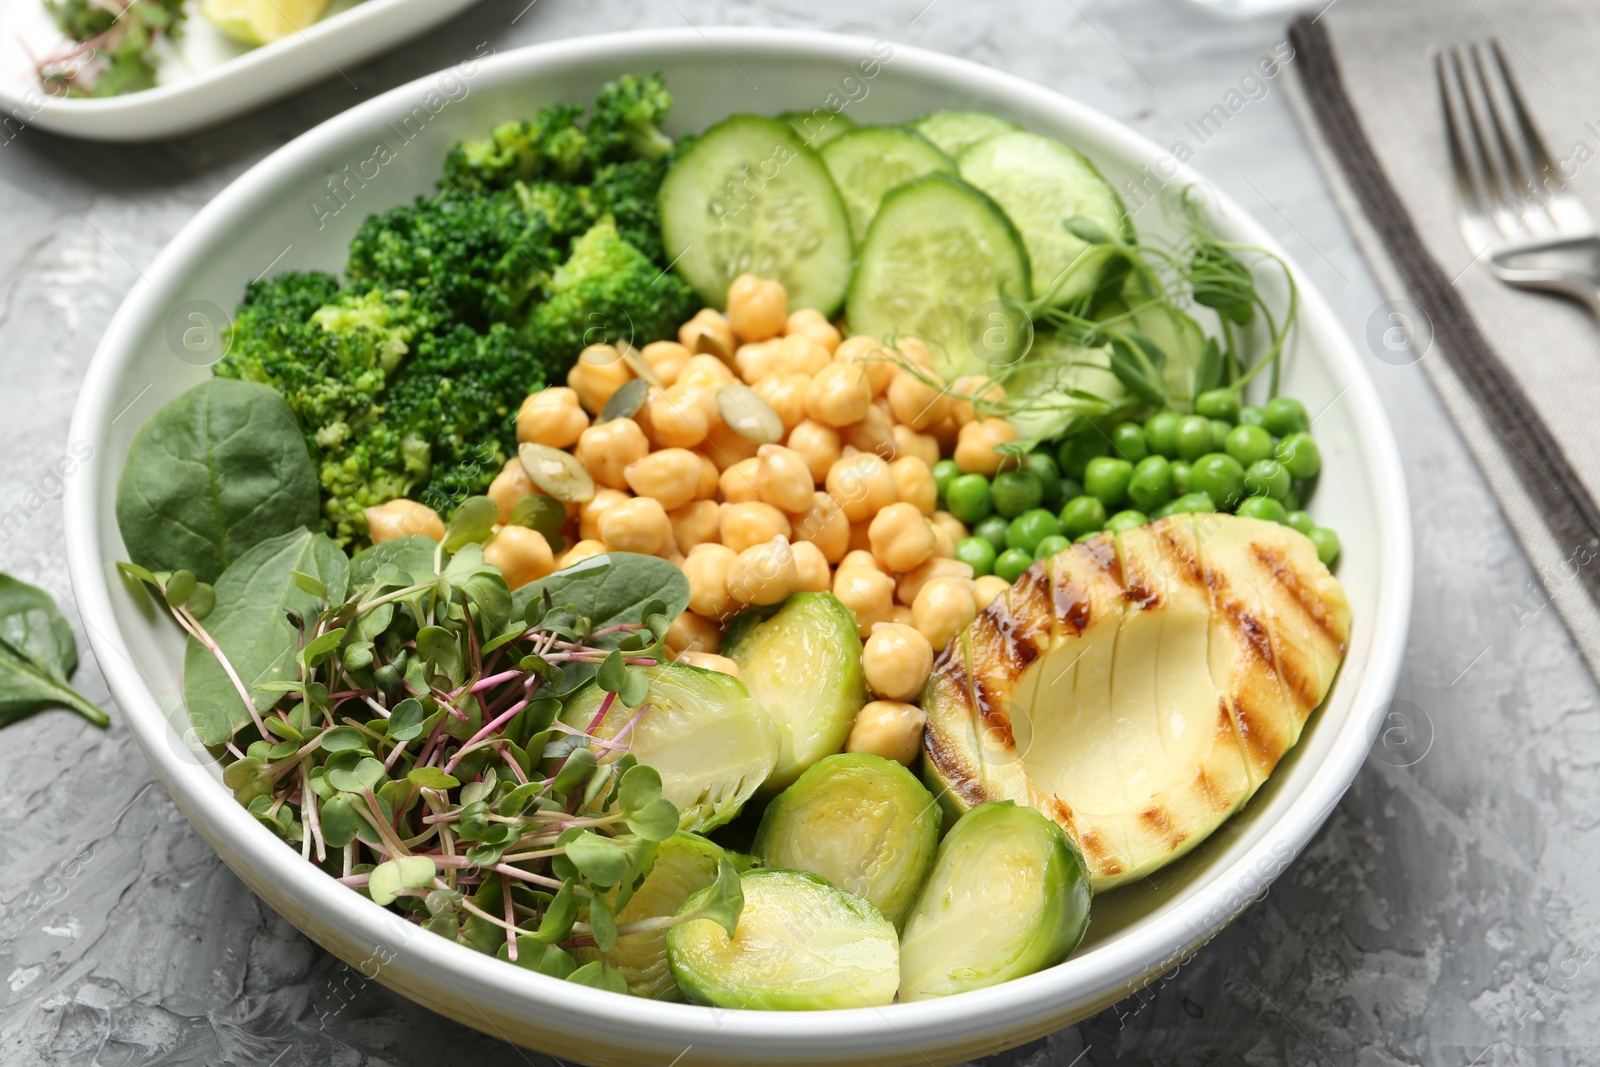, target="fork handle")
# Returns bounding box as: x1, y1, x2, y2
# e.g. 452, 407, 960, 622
1492, 237, 1600, 317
